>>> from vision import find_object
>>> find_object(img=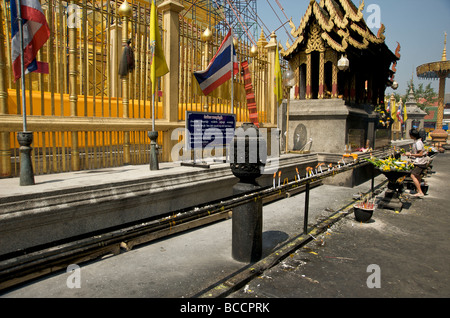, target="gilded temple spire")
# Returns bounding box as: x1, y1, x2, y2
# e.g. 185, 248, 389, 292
442, 32, 447, 61
257, 28, 268, 47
